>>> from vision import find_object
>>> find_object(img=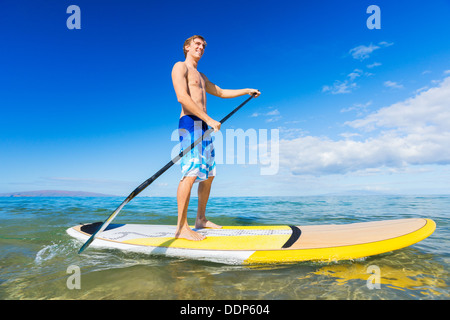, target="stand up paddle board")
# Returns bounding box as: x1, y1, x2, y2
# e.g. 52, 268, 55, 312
67, 218, 435, 264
